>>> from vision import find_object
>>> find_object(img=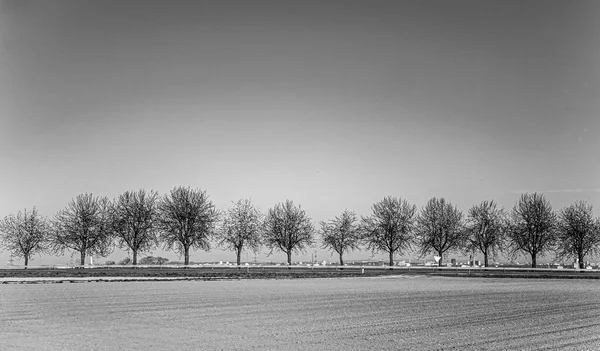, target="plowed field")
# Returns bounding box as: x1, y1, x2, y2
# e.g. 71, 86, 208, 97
1, 276, 599, 350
